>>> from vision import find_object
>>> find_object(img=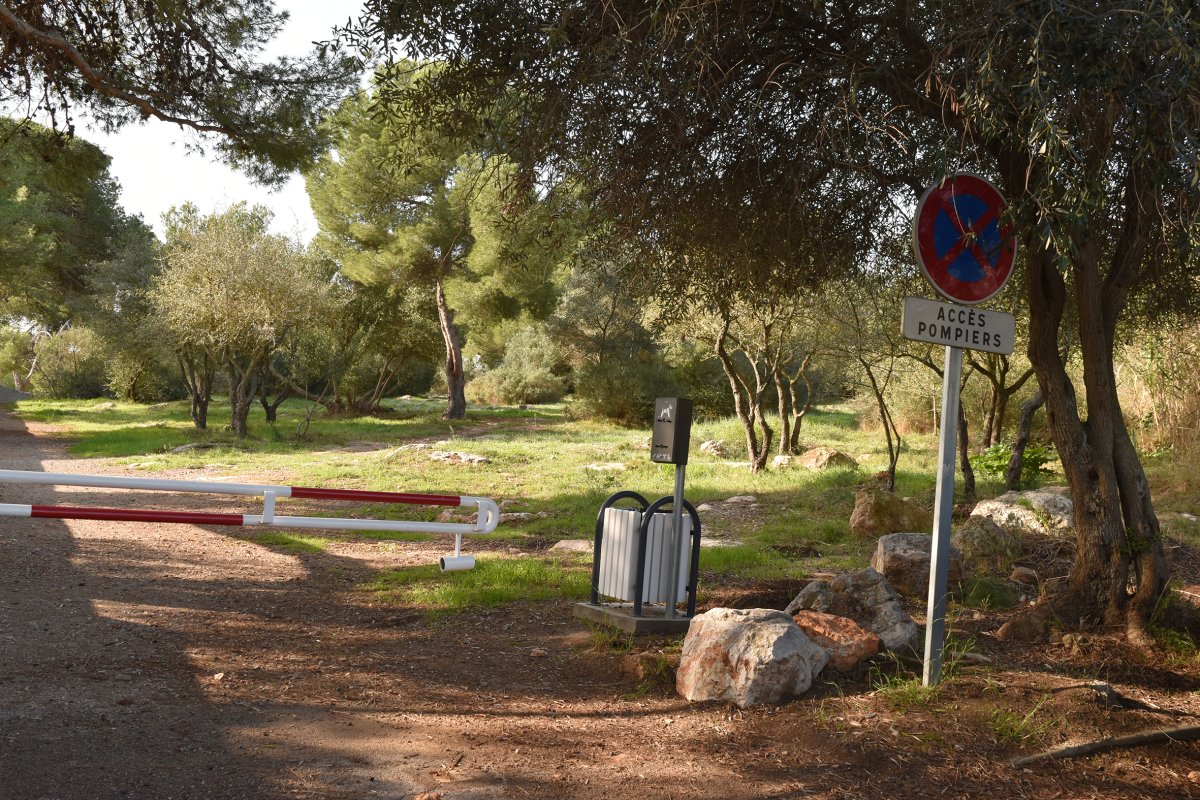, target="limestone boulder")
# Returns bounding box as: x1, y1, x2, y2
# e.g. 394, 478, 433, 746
699, 440, 727, 458
870, 532, 962, 599
849, 491, 933, 539
785, 568, 921, 653
791, 610, 880, 671
676, 608, 828, 708
968, 488, 1073, 537
952, 516, 1022, 576
798, 447, 858, 470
